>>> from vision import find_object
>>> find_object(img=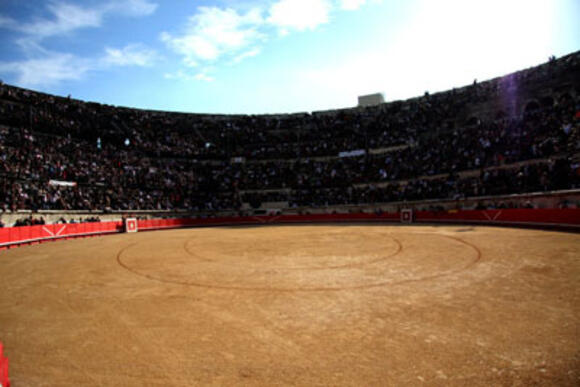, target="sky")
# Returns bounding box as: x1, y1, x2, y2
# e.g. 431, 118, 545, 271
0, 0, 578, 115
